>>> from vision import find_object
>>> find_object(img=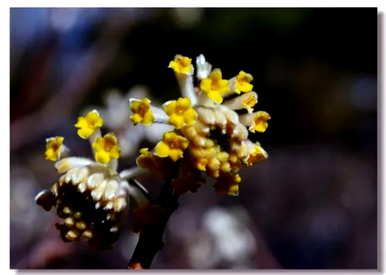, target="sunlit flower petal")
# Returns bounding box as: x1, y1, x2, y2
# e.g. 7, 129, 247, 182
75, 110, 104, 139
45, 136, 65, 161
130, 98, 154, 126
163, 97, 198, 129
92, 133, 121, 164
200, 69, 230, 104
235, 71, 253, 94
154, 132, 189, 161
168, 55, 194, 75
